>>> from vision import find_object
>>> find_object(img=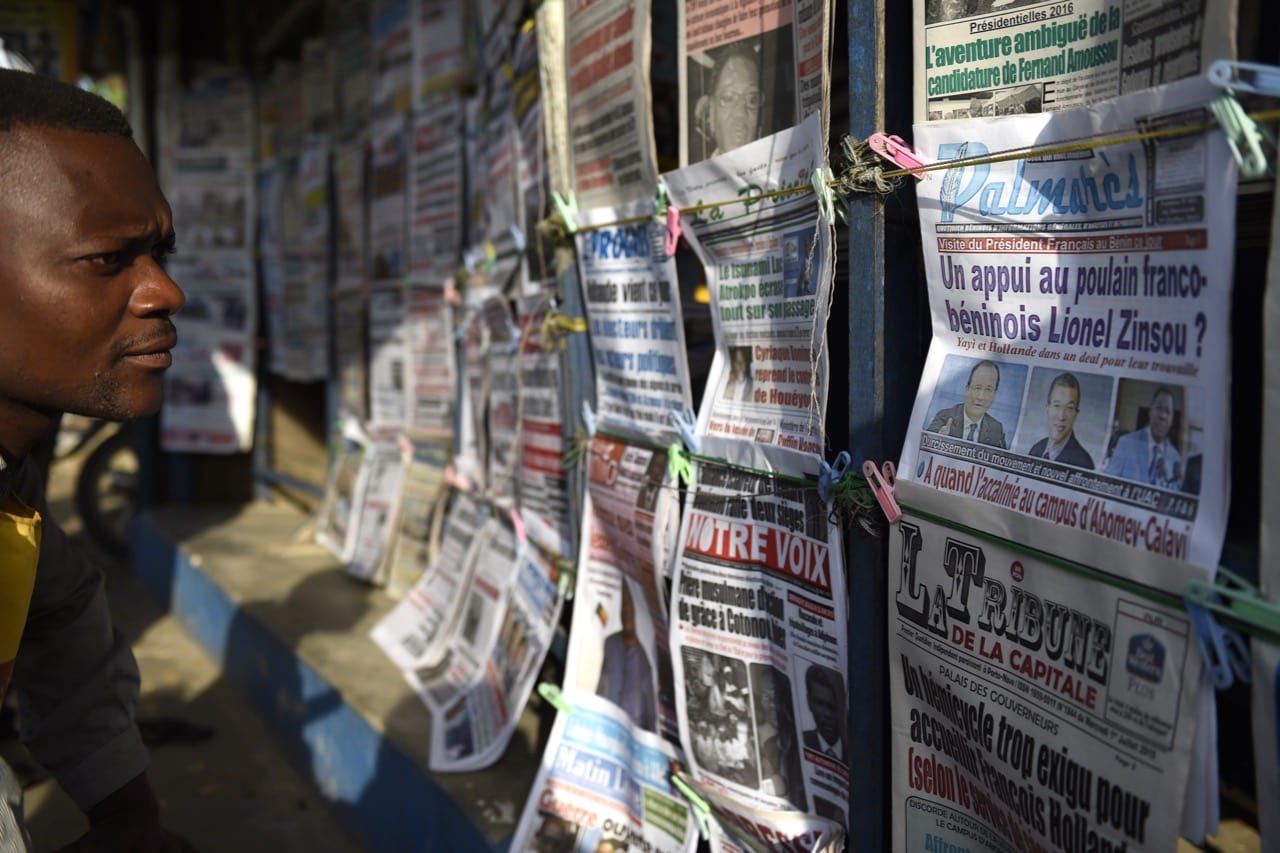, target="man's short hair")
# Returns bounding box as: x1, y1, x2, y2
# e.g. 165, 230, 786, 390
1047, 372, 1081, 405
967, 359, 1000, 389
0, 68, 132, 137
804, 664, 840, 702
1150, 386, 1175, 407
